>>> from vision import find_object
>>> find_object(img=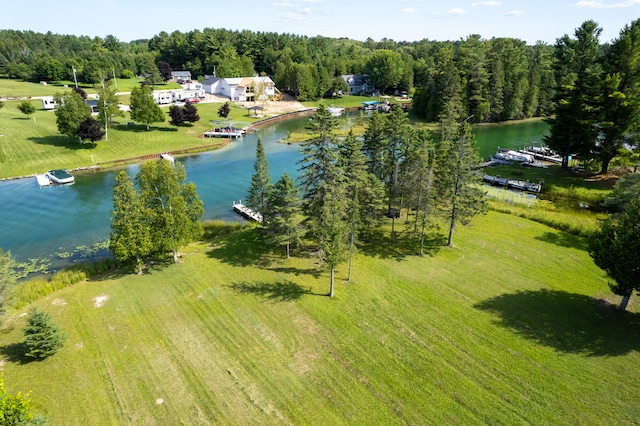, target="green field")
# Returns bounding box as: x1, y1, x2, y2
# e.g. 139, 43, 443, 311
1, 212, 637, 424
0, 99, 266, 179
0, 78, 181, 98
